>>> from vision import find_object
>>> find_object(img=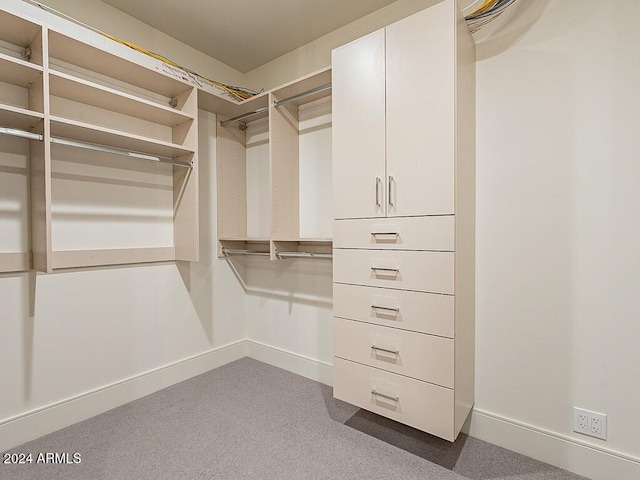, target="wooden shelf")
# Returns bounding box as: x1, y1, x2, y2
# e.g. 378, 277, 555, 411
0, 252, 31, 273
49, 70, 194, 127
0, 52, 43, 87
0, 103, 44, 130
48, 30, 193, 99
51, 247, 175, 269
272, 237, 332, 244
50, 116, 195, 159
271, 67, 332, 106
0, 10, 42, 51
